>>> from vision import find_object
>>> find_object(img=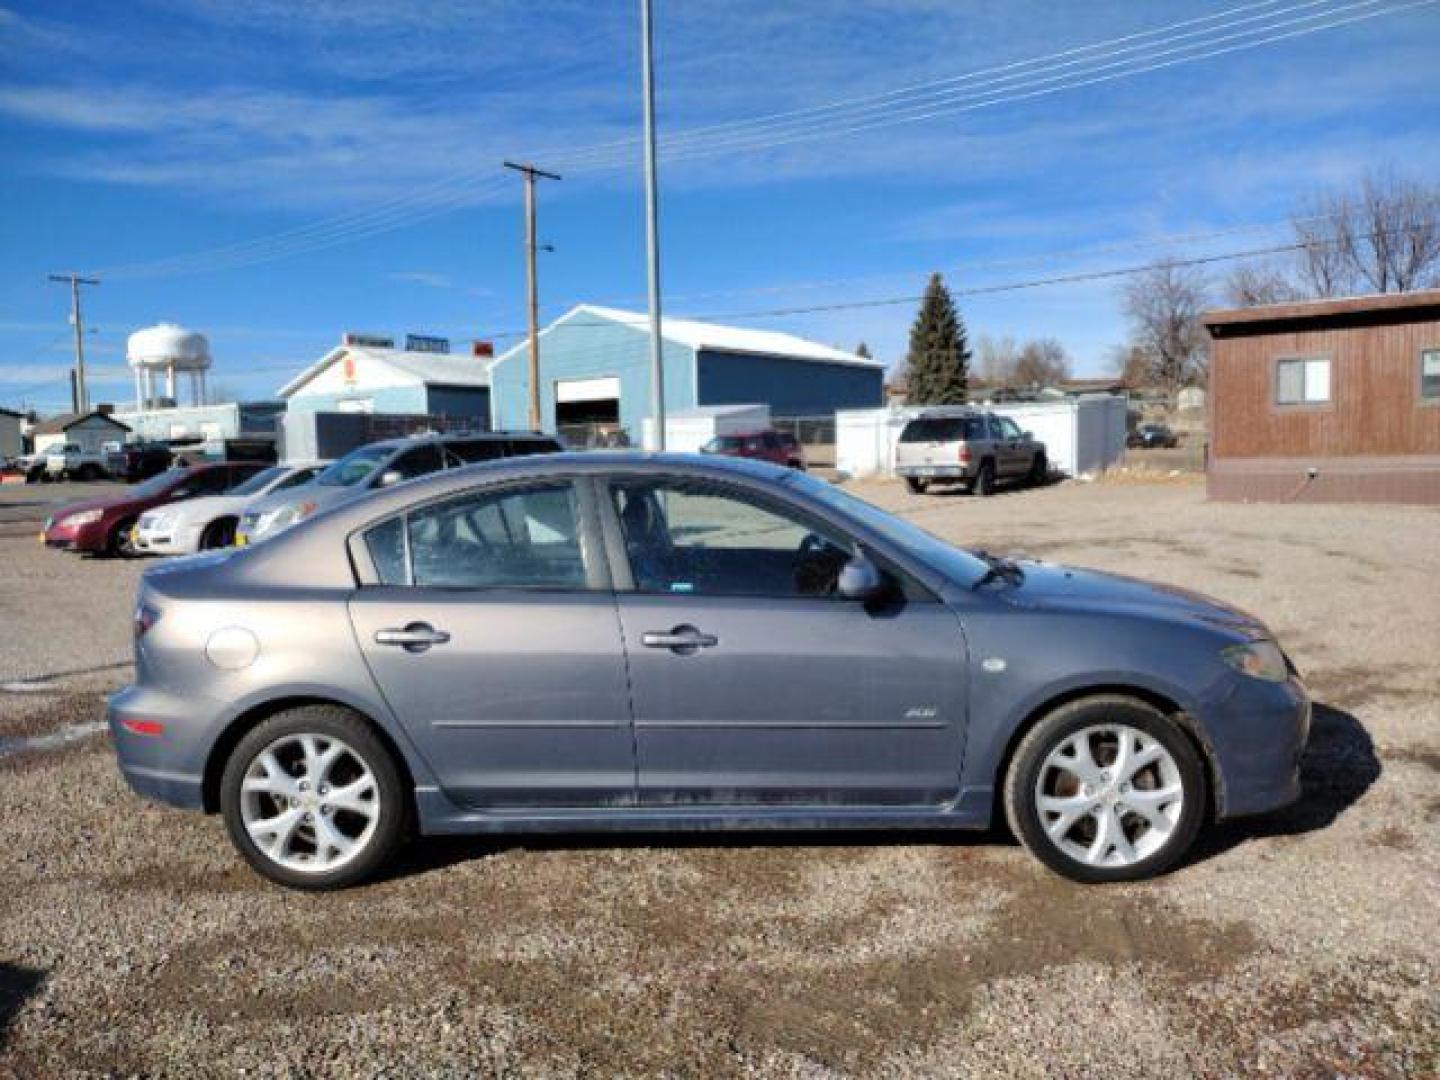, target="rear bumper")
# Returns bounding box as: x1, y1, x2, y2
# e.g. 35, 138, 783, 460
107, 685, 216, 811
896, 464, 973, 480
1199, 674, 1310, 819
